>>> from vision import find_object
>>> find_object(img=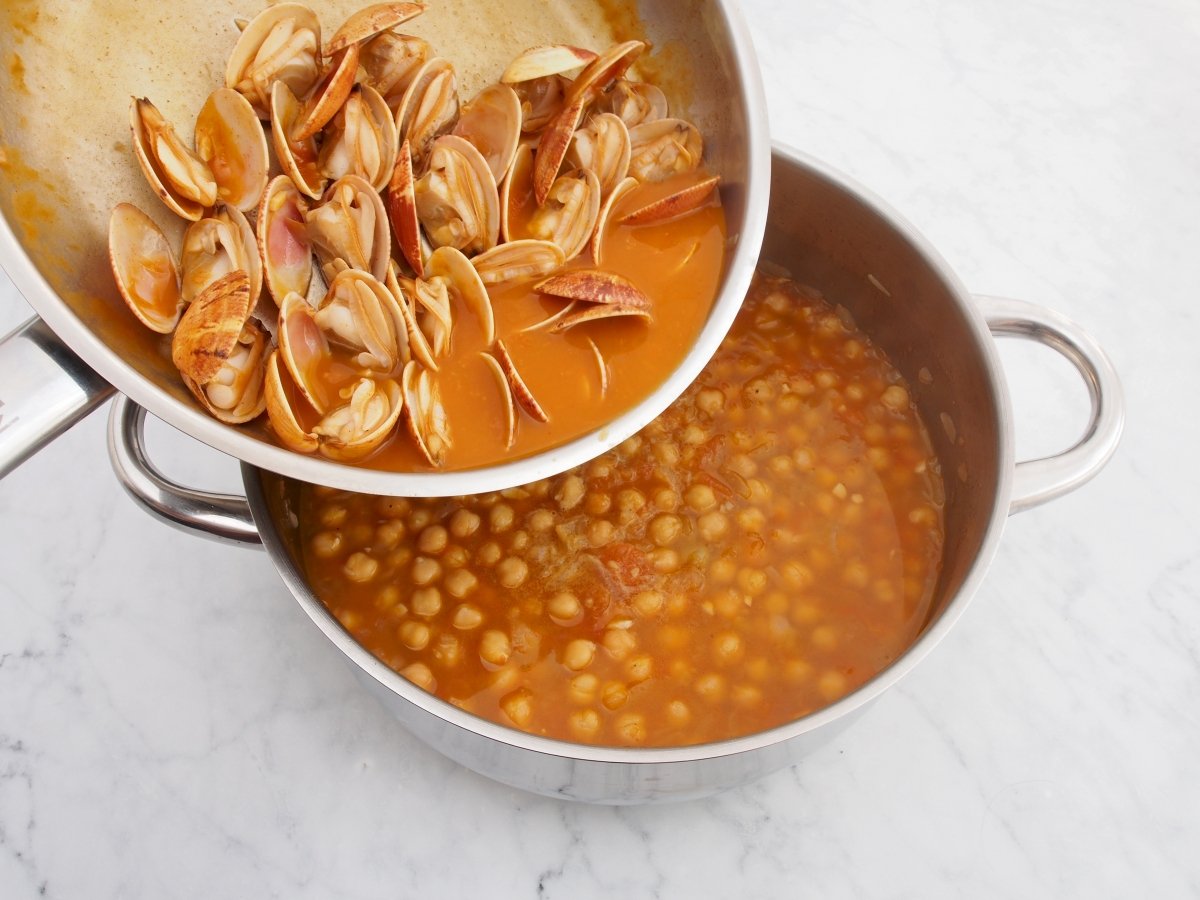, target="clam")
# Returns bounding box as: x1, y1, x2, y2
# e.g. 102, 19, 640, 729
305, 174, 390, 282
532, 90, 586, 206
549, 302, 651, 333
194, 88, 270, 213
494, 339, 548, 423
402, 360, 451, 466
471, 239, 564, 287
478, 351, 516, 449
225, 3, 322, 119
326, 2, 426, 56
313, 376, 405, 462
256, 176, 313, 307
264, 349, 320, 453
500, 142, 533, 243
108, 203, 184, 334
566, 113, 631, 197
181, 317, 270, 424
500, 45, 596, 83
628, 118, 703, 183
180, 204, 262, 306
622, 174, 721, 225
270, 81, 326, 199
589, 175, 637, 265
318, 83, 398, 191
384, 261, 437, 370
130, 97, 217, 221
528, 169, 601, 260
314, 268, 410, 374
361, 32, 430, 112
414, 135, 500, 256
426, 245, 494, 345
291, 45, 361, 141
395, 57, 459, 167
513, 75, 569, 134
387, 140, 424, 276
535, 269, 650, 309
569, 41, 645, 102
595, 79, 668, 129
452, 83, 522, 184
410, 276, 453, 358
277, 291, 333, 412
171, 269, 252, 387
